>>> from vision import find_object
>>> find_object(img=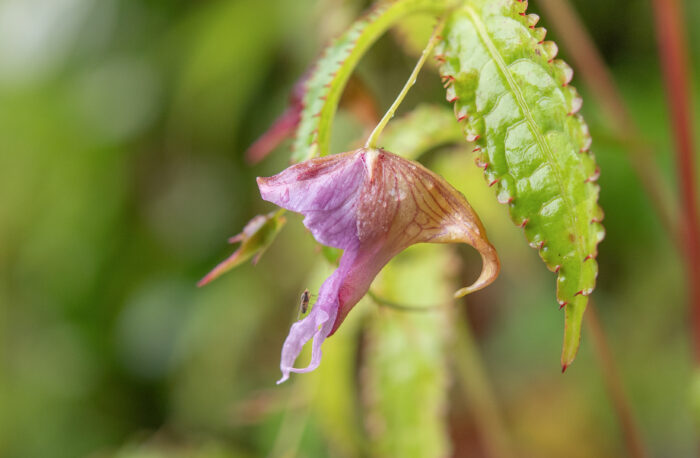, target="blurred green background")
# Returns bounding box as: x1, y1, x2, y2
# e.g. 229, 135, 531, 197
1, 0, 699, 456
